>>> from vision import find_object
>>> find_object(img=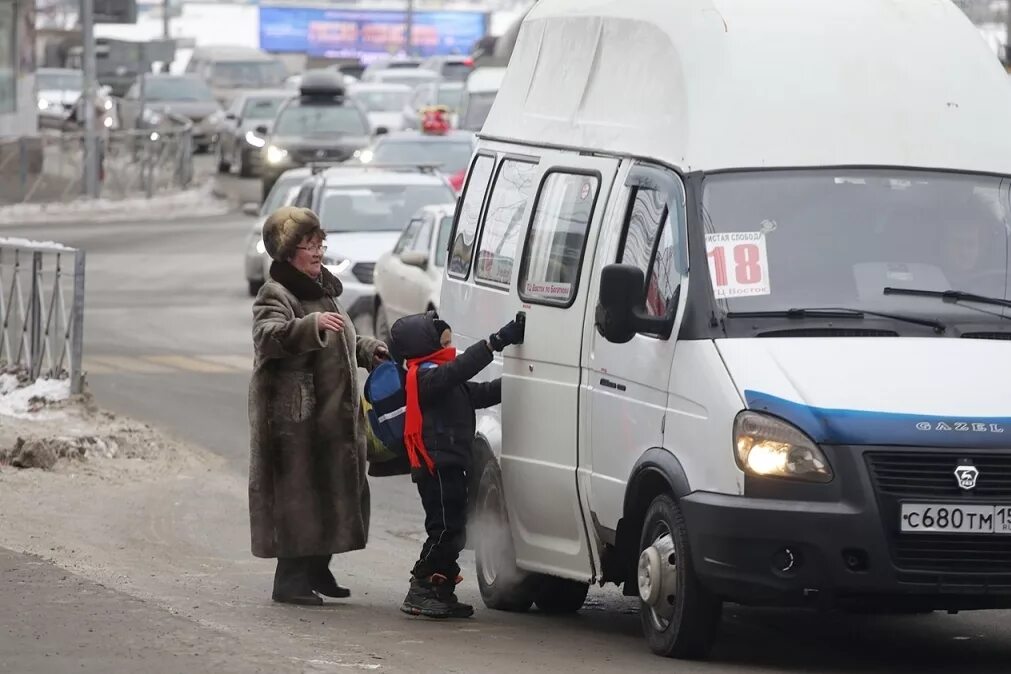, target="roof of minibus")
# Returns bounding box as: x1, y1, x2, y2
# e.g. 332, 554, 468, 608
482, 0, 1011, 175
